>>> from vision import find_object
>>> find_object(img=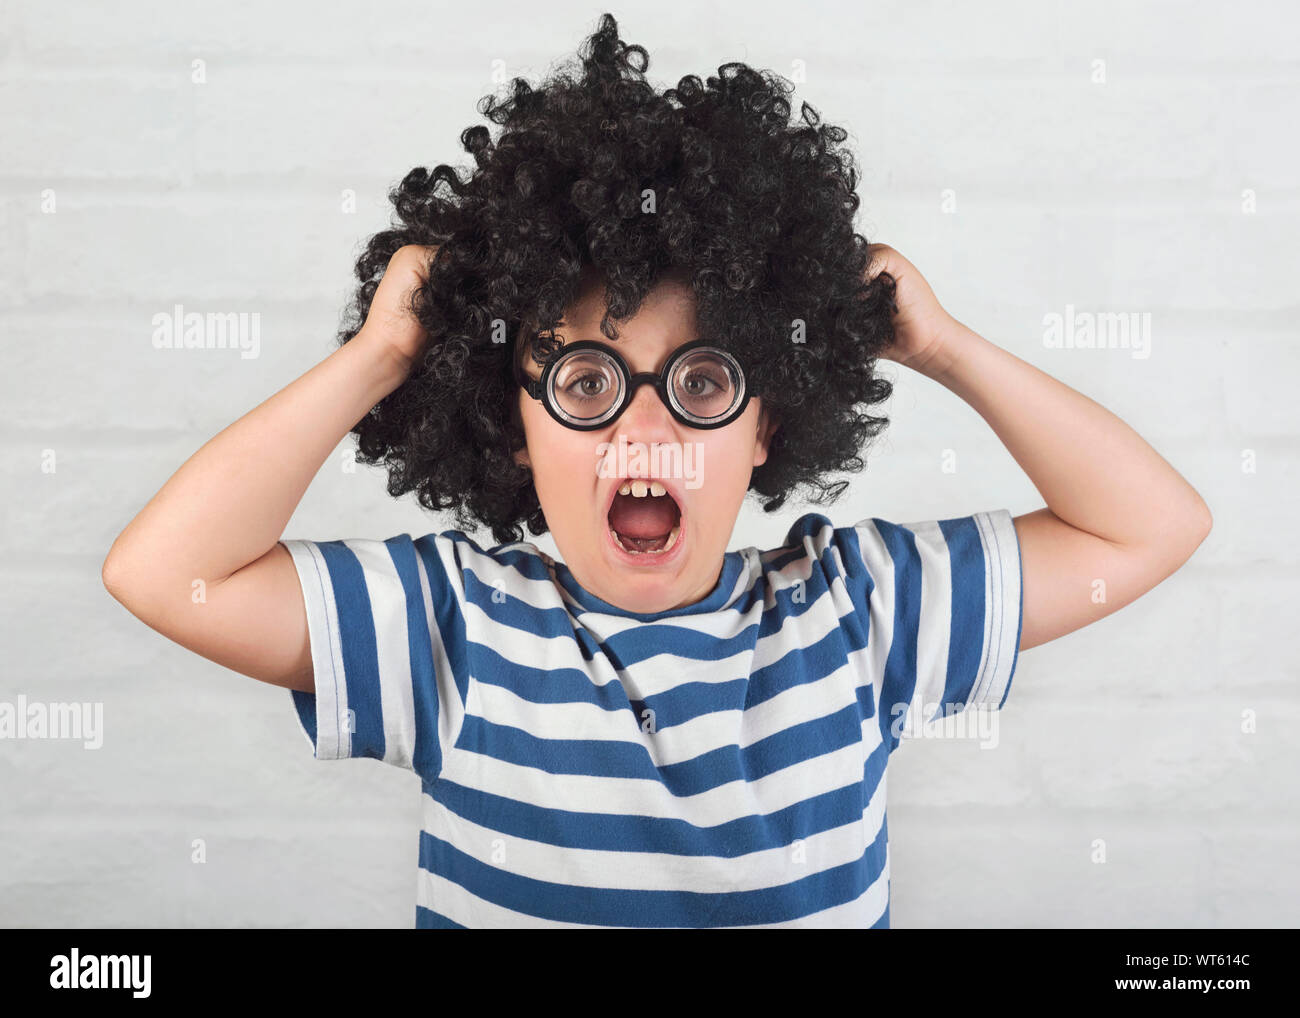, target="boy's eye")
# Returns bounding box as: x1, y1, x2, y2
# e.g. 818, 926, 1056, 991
566, 371, 610, 398
672, 358, 737, 417
679, 370, 722, 396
